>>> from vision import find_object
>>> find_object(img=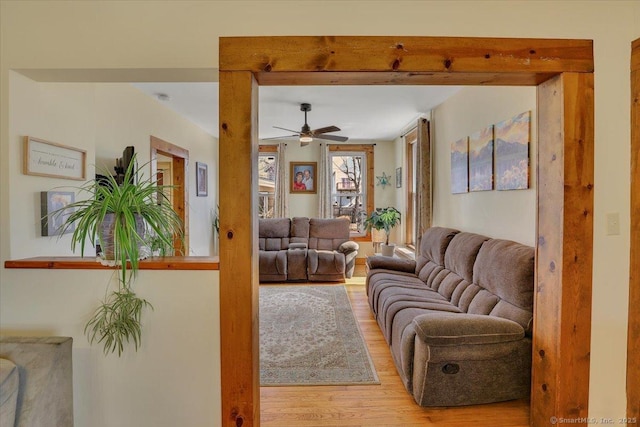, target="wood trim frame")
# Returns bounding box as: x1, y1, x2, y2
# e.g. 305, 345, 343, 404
219, 36, 595, 427
629, 37, 640, 422
150, 136, 189, 254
